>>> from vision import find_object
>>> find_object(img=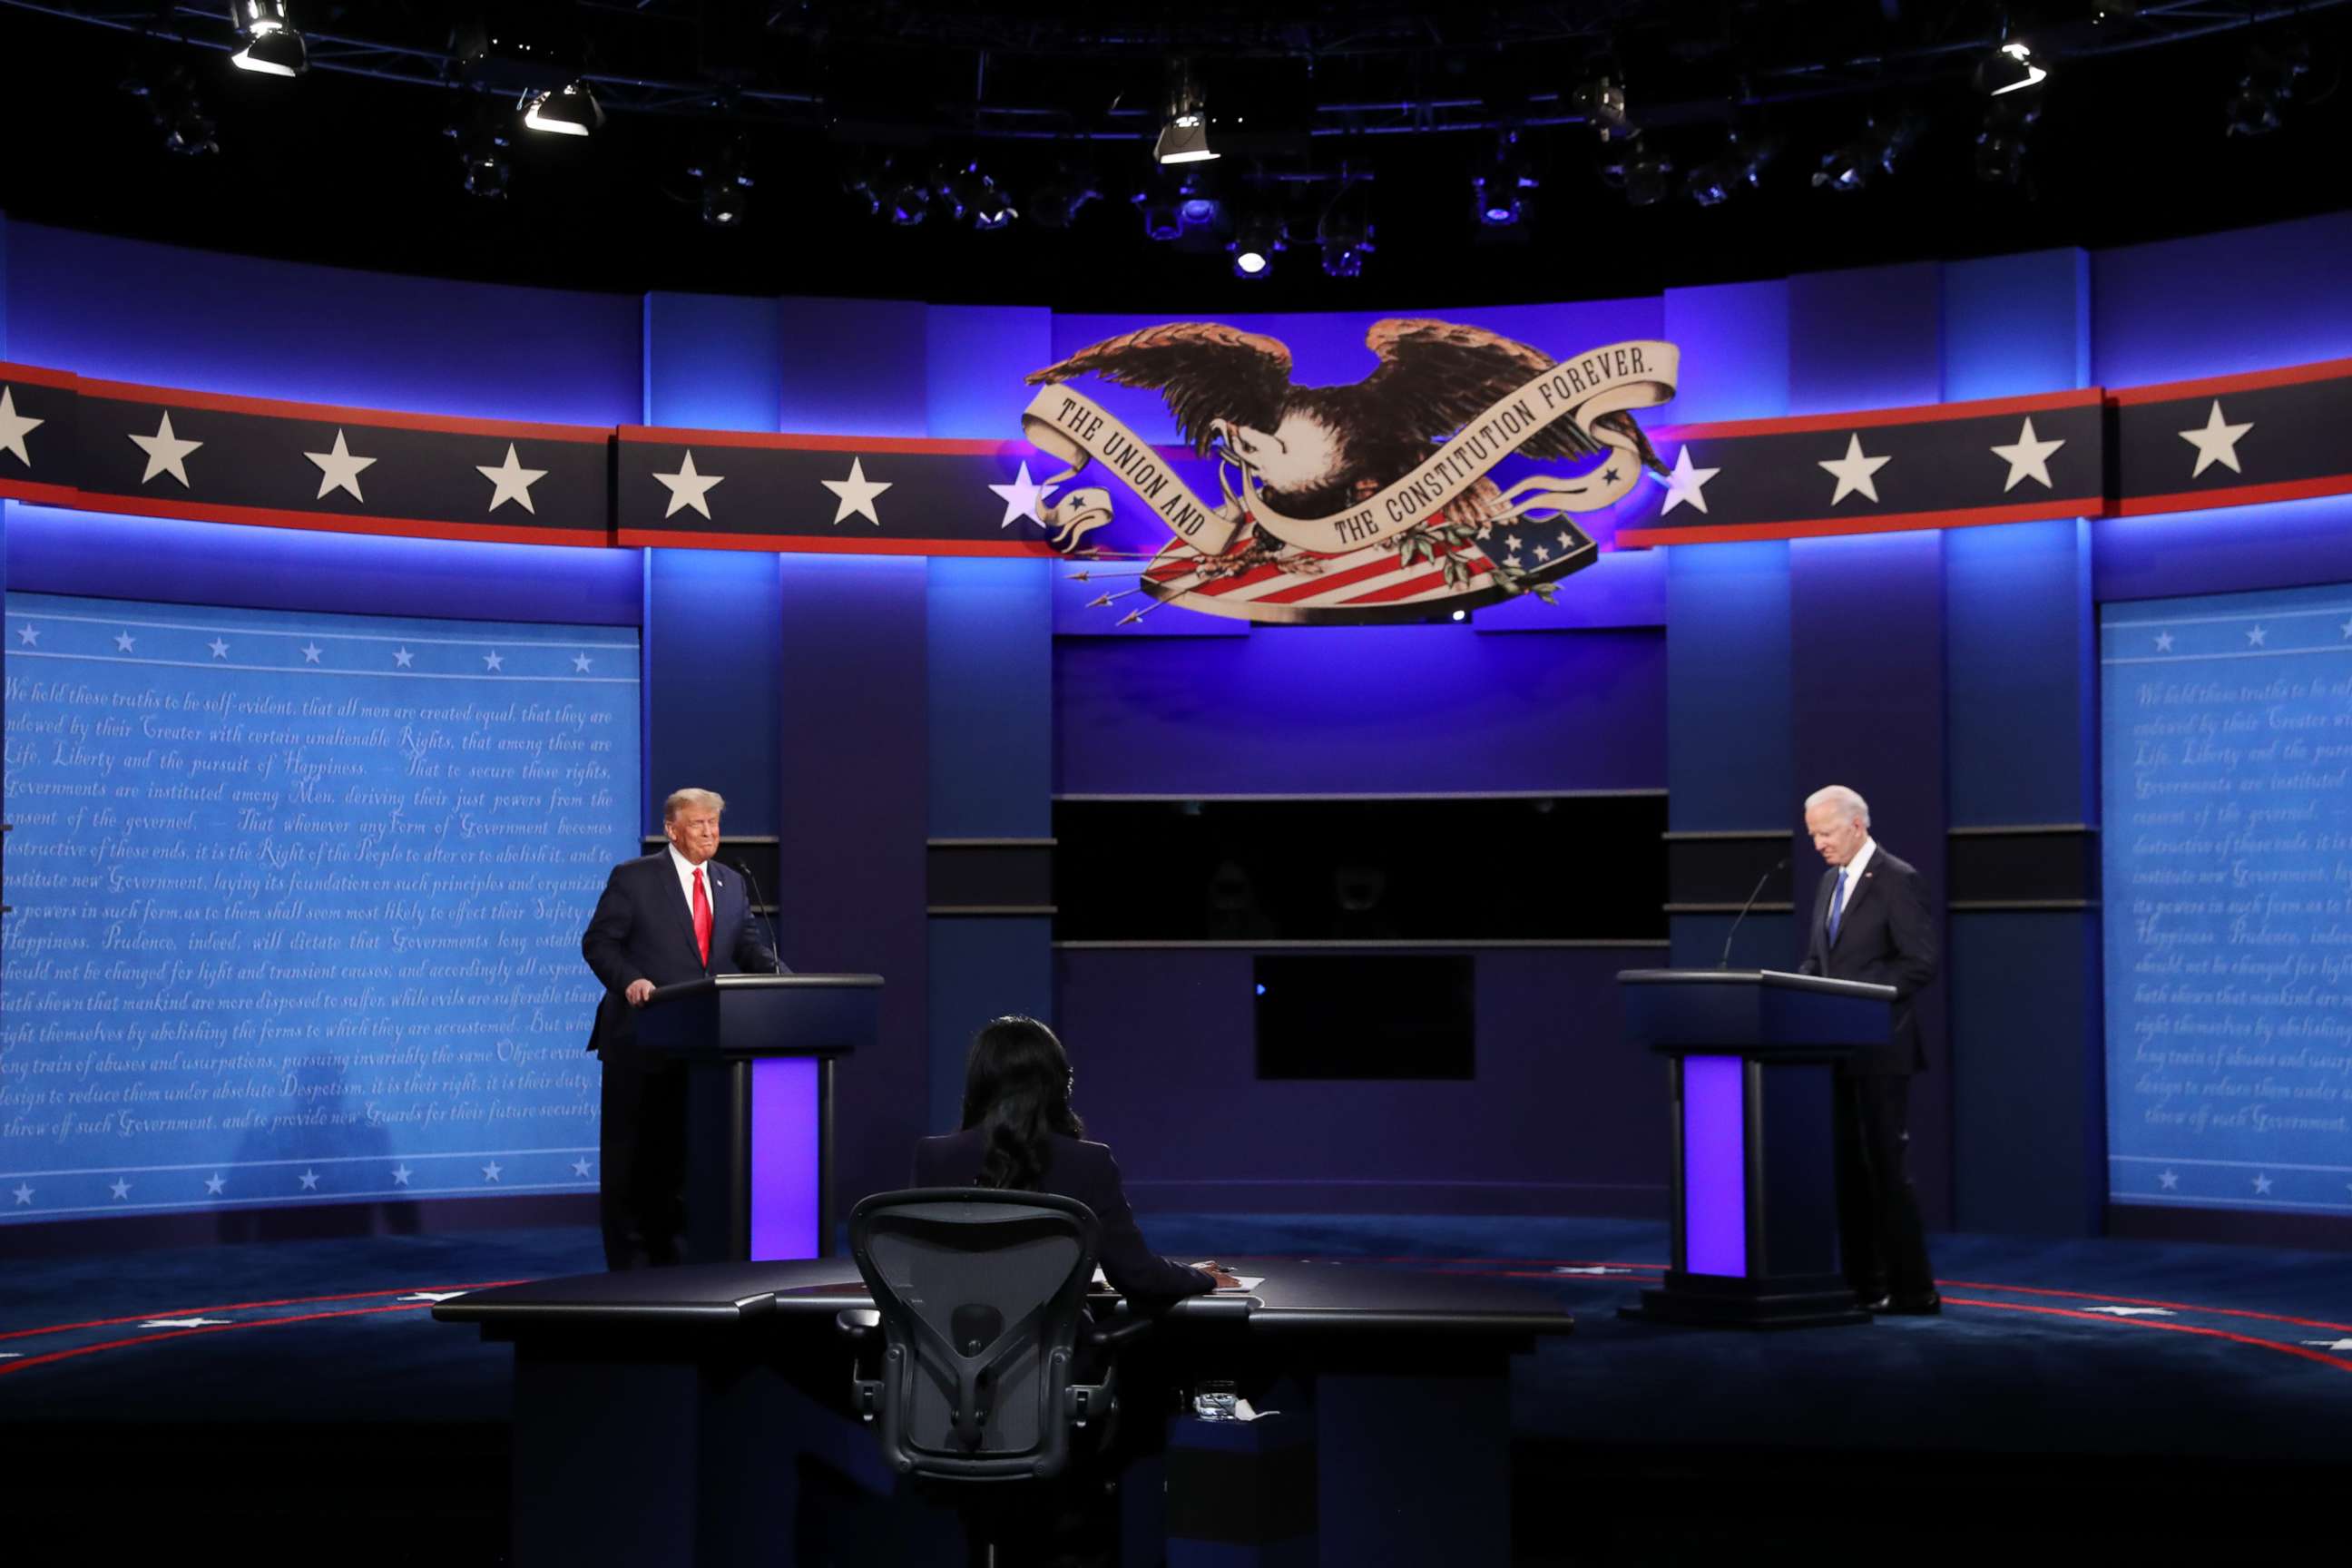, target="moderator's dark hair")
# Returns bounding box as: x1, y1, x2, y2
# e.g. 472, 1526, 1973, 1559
960, 1014, 1084, 1191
